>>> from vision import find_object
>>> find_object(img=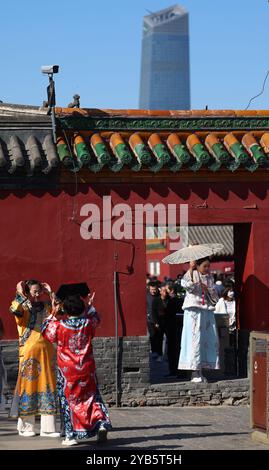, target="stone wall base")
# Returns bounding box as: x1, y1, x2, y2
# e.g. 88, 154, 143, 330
120, 378, 249, 407
1, 338, 249, 407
